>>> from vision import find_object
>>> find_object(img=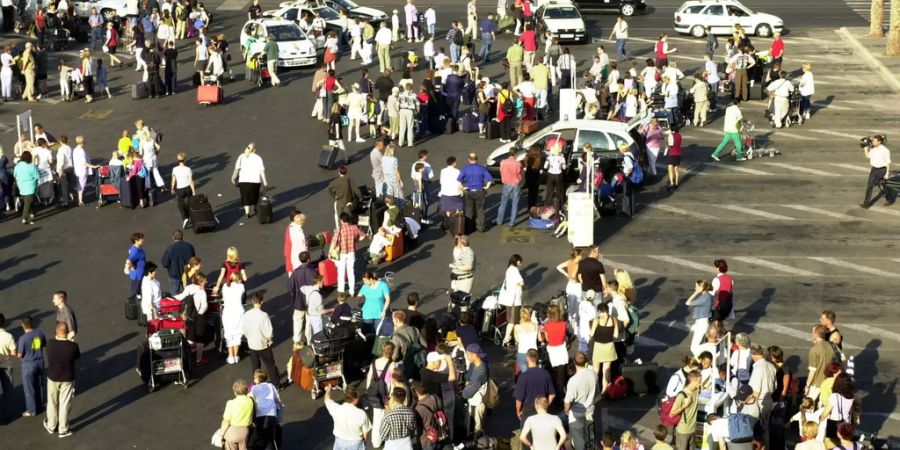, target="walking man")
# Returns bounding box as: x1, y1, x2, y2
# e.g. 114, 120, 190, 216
324, 385, 371, 449
479, 13, 496, 62
375, 22, 393, 73
328, 165, 363, 229
496, 148, 523, 227
466, 0, 479, 42
263, 35, 282, 86
457, 153, 493, 233
710, 99, 745, 162
333, 212, 367, 296
608, 16, 630, 61
16, 317, 46, 419
861, 135, 891, 208
371, 138, 387, 197
241, 292, 281, 383
44, 322, 80, 438
564, 352, 597, 450
506, 41, 524, 89
766, 72, 793, 129
160, 230, 196, 293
